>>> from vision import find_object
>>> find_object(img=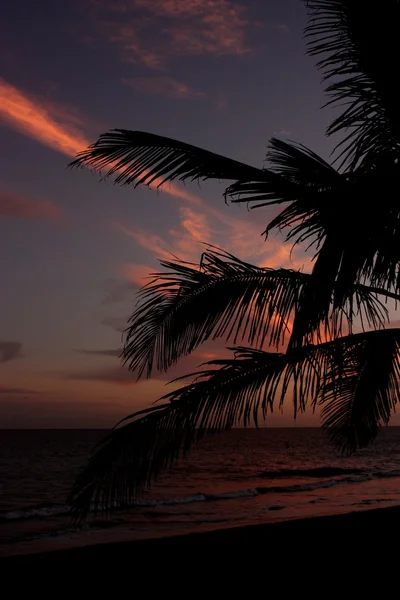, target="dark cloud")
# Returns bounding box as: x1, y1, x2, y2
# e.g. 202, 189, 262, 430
75, 348, 122, 358
0, 386, 38, 394
0, 341, 23, 364
101, 316, 129, 333
65, 342, 228, 386
65, 365, 138, 384
102, 279, 138, 306
0, 191, 62, 221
